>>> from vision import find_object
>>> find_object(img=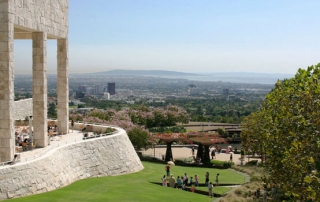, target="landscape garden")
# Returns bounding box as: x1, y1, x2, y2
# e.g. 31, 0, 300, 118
7, 64, 320, 202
